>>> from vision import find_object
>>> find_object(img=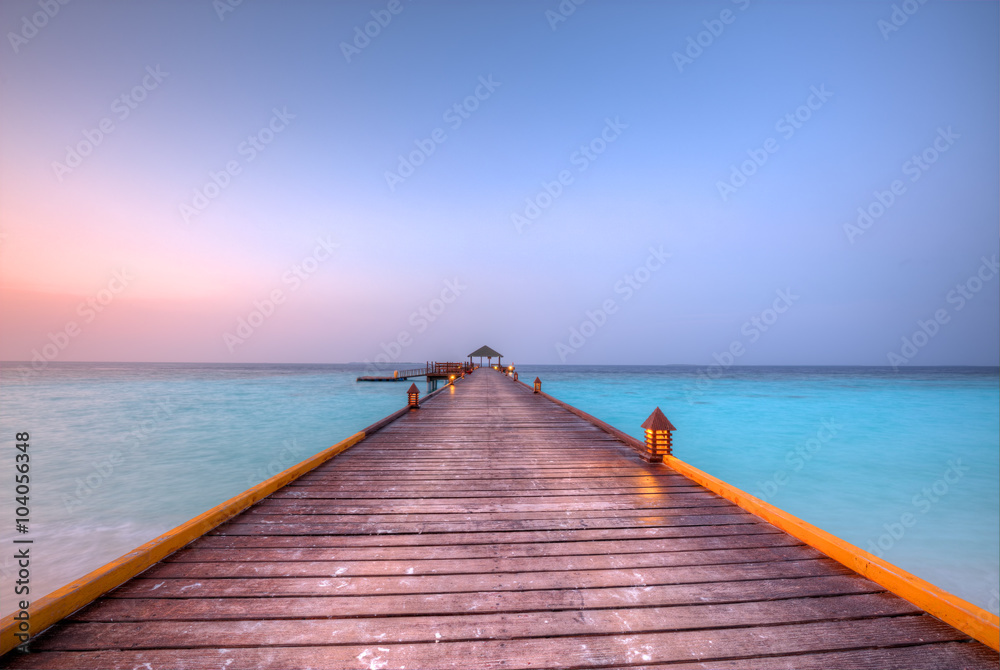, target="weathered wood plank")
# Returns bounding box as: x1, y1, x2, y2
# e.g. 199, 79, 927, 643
204, 522, 780, 544
4, 617, 977, 669
108, 558, 847, 598
146, 544, 822, 579
65, 575, 892, 622
35, 593, 920, 650
634, 643, 1000, 669
167, 532, 796, 562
